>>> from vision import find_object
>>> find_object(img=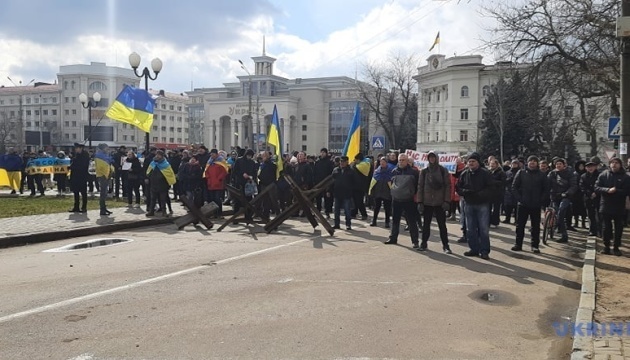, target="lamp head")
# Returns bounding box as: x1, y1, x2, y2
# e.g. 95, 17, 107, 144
151, 58, 163, 73
129, 52, 141, 69
93, 92, 101, 102
78, 93, 88, 105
